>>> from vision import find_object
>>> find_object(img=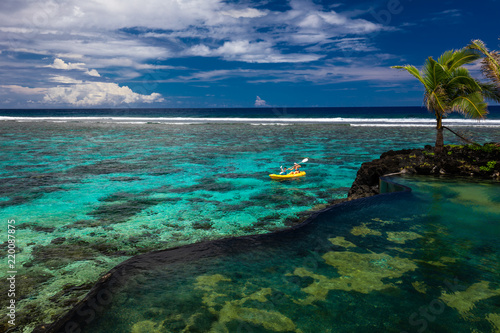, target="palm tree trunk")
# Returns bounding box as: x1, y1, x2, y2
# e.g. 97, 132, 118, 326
435, 117, 444, 154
